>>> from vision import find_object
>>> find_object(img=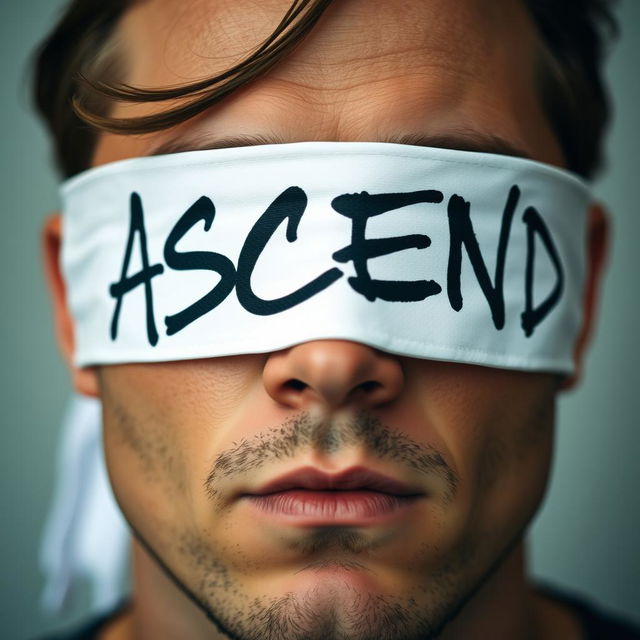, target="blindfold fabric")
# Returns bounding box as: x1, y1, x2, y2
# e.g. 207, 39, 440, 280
61, 142, 590, 373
